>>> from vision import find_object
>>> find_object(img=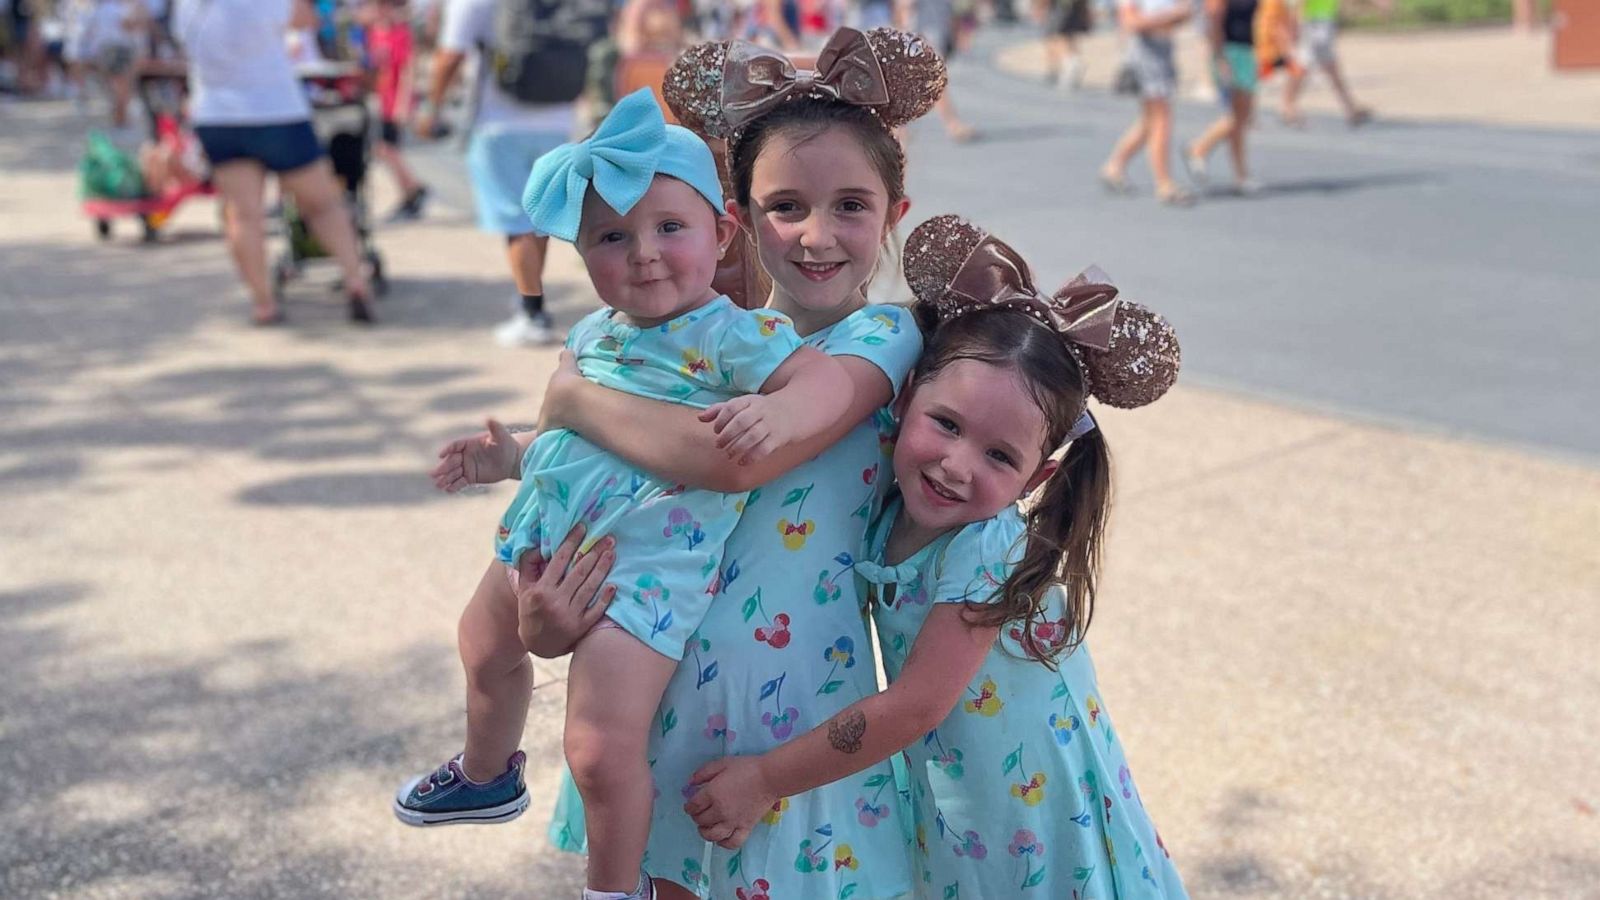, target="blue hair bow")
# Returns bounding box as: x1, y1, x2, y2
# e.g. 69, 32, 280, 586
522, 88, 724, 242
